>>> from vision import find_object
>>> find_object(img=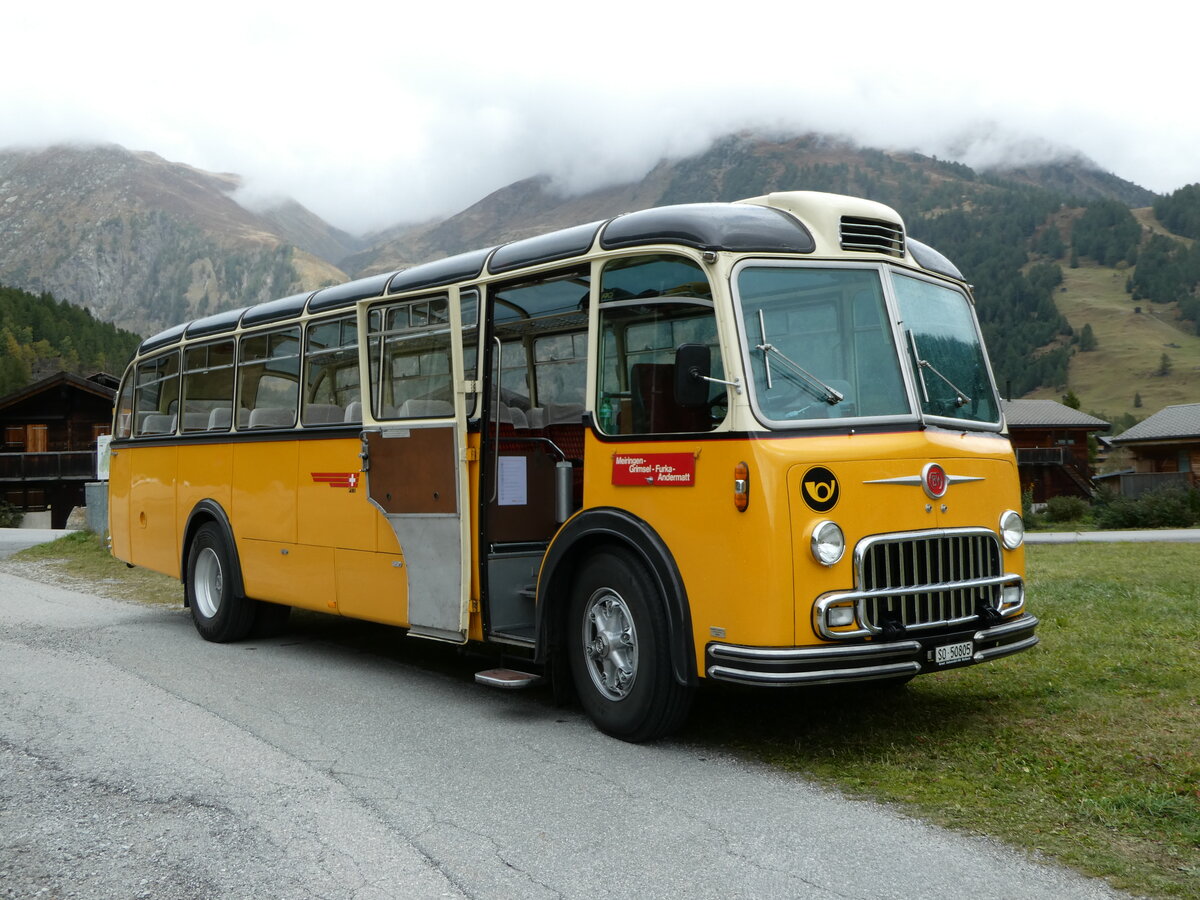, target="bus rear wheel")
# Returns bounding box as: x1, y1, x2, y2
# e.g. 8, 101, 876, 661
187, 522, 255, 643
568, 548, 692, 742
